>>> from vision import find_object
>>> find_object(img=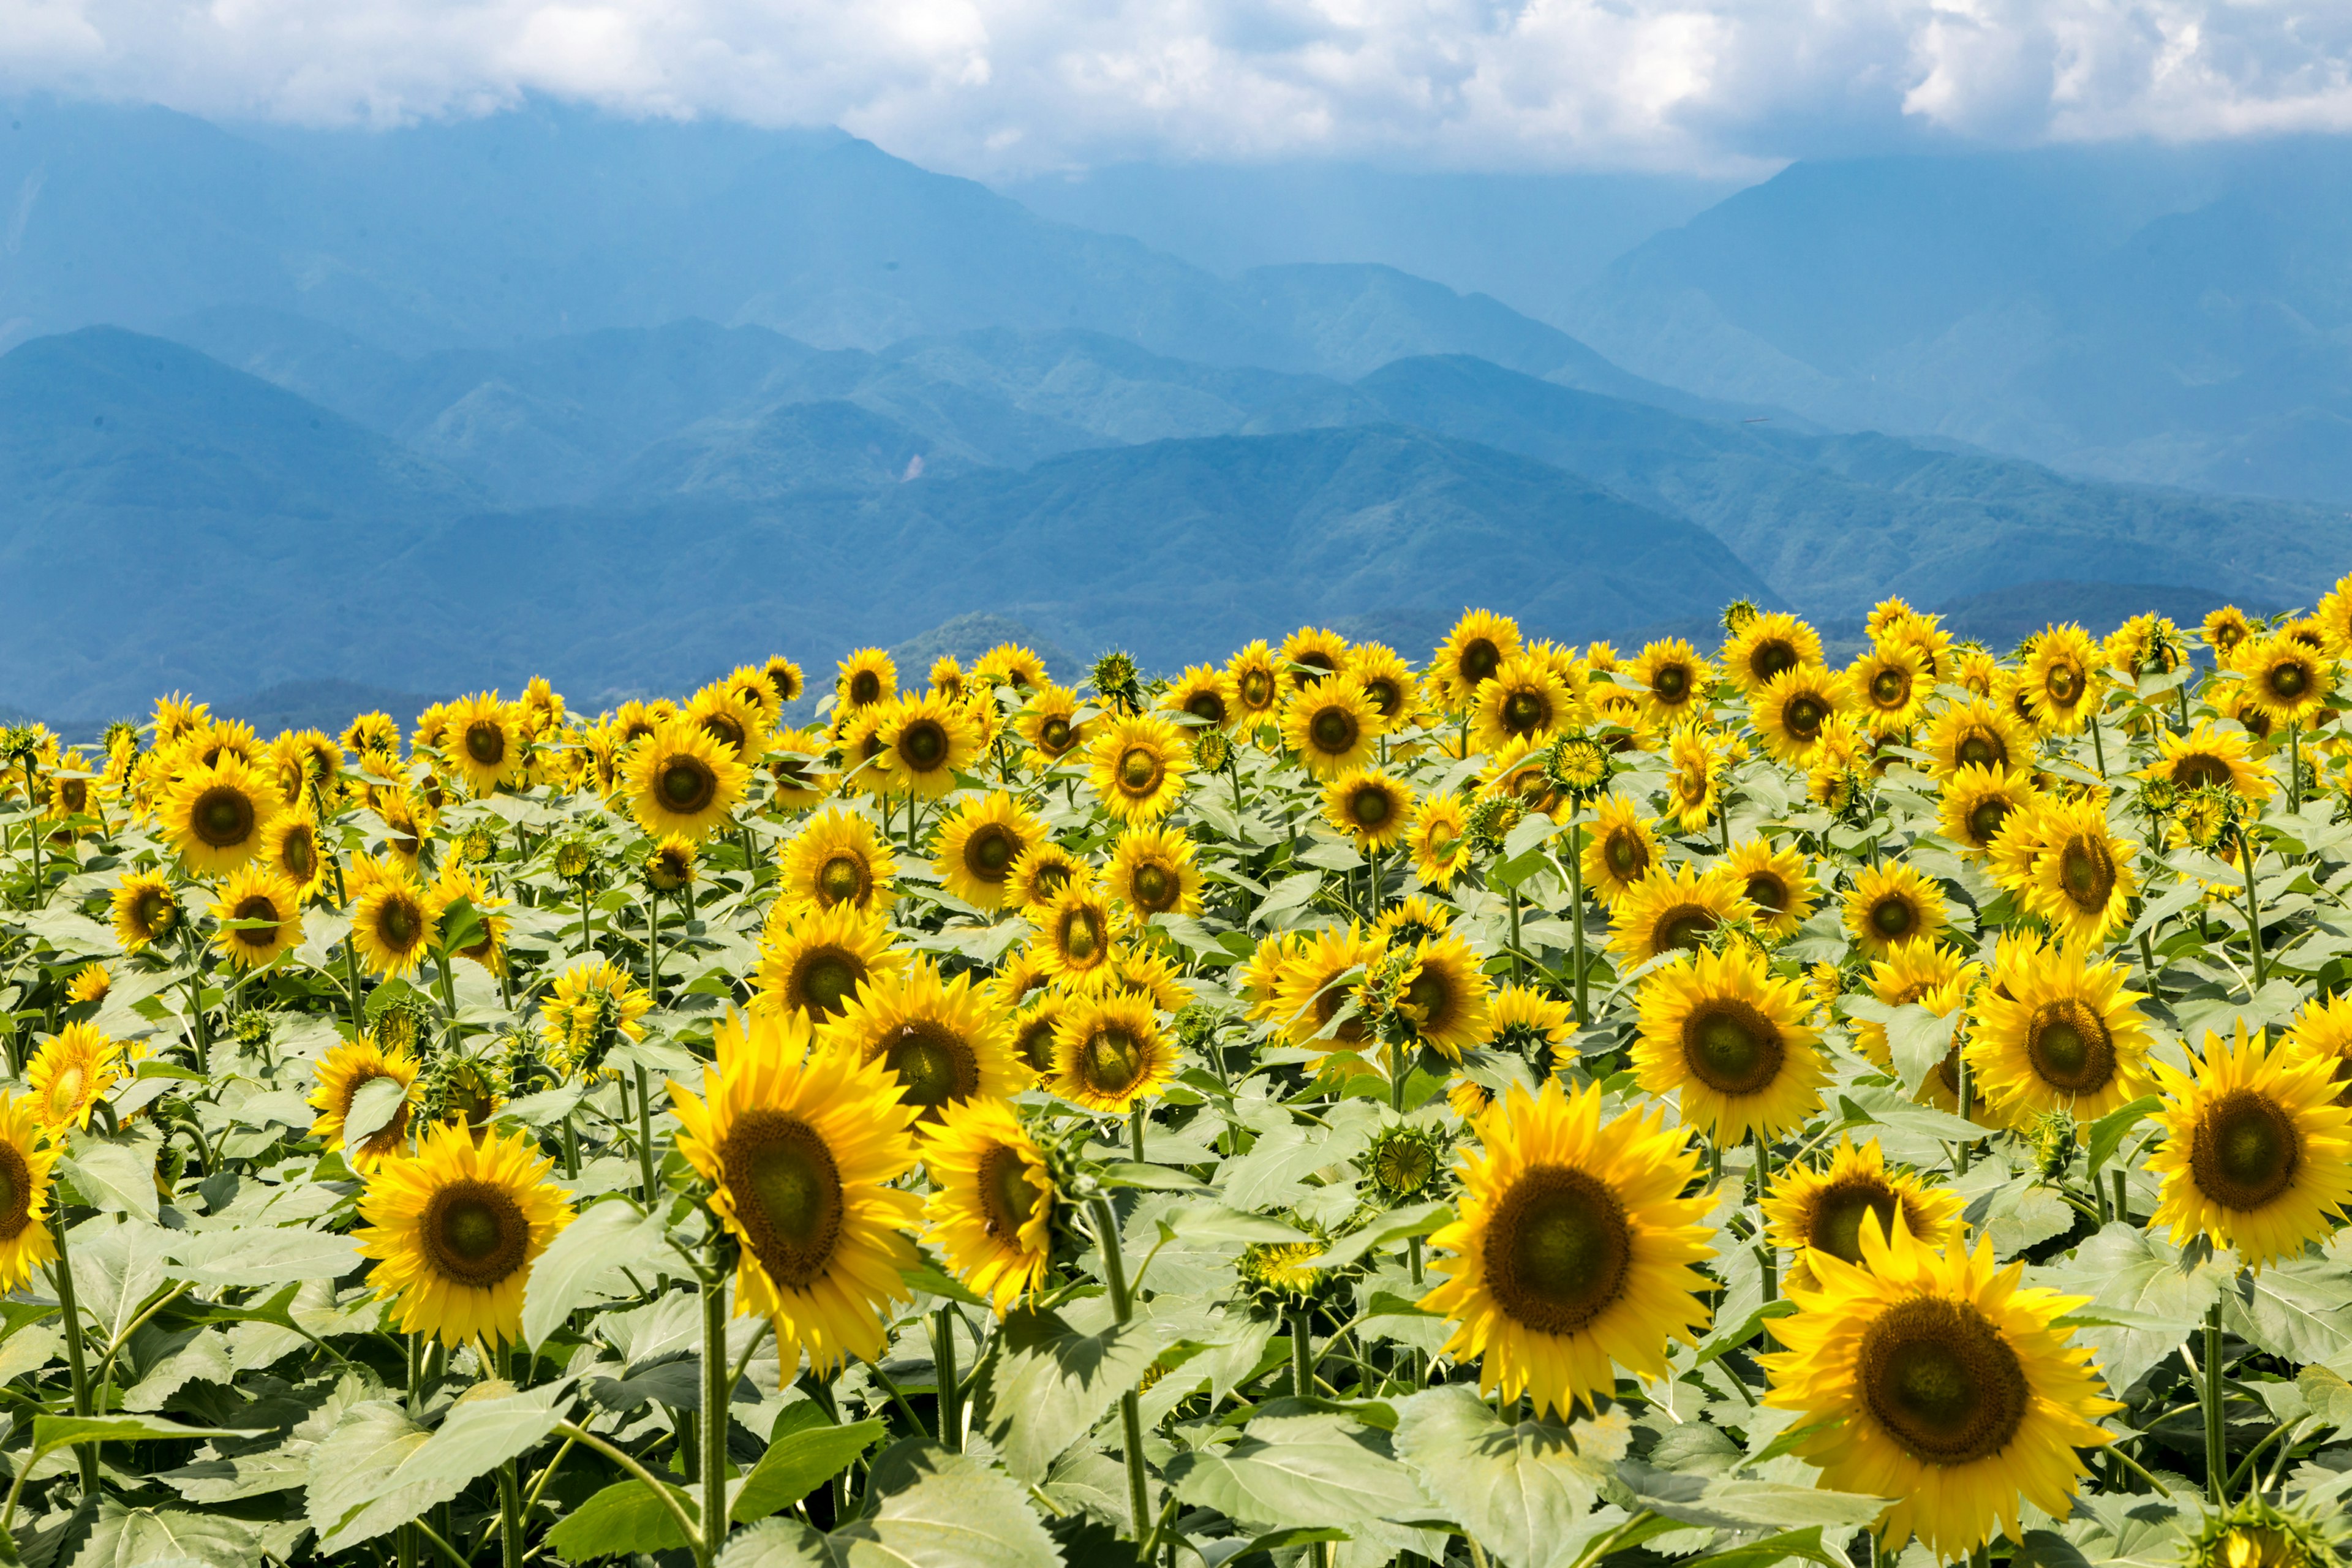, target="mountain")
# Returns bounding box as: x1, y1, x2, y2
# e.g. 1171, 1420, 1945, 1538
1567, 139, 2352, 503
